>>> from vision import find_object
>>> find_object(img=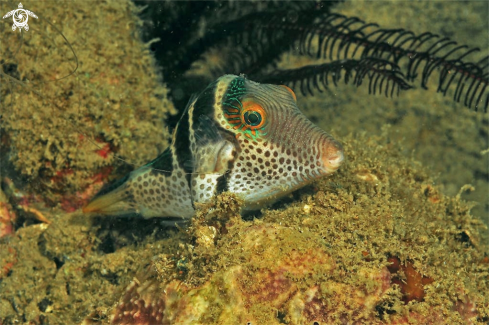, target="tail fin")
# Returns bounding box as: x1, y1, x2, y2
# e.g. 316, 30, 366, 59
82, 175, 135, 216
